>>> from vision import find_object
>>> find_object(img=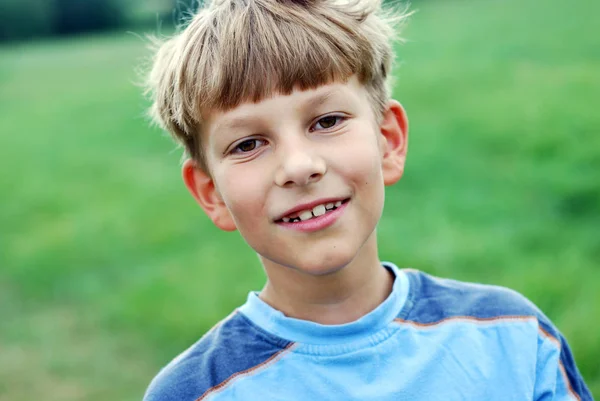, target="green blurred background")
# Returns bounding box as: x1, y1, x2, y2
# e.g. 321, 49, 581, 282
1, 0, 598, 399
